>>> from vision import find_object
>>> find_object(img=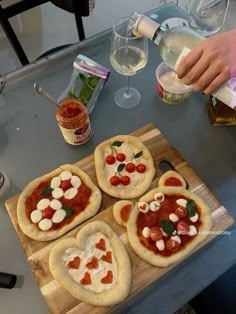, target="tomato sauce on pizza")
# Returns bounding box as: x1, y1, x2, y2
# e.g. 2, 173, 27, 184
164, 177, 183, 187
25, 171, 91, 231
136, 193, 202, 256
